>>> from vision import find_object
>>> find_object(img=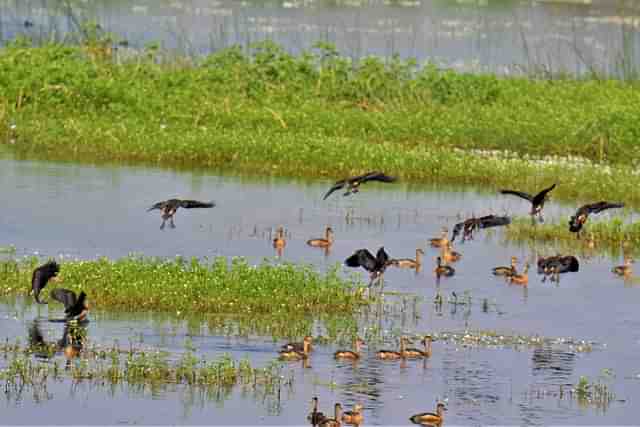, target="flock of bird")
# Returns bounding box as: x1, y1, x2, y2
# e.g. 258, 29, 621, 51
23, 170, 631, 426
